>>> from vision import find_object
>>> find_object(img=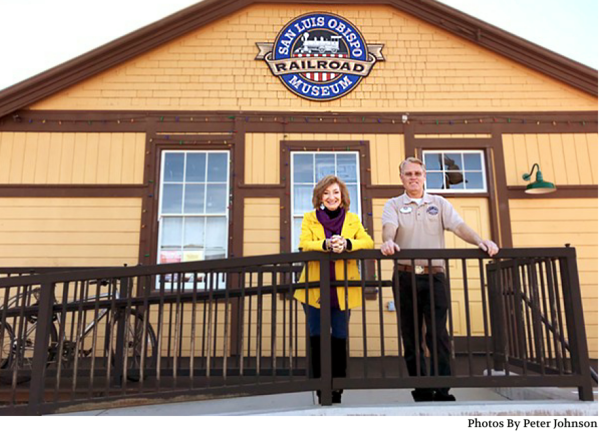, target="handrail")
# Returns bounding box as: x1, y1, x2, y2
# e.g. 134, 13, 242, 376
486, 254, 594, 391
514, 266, 598, 385
0, 245, 593, 415
0, 247, 577, 287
